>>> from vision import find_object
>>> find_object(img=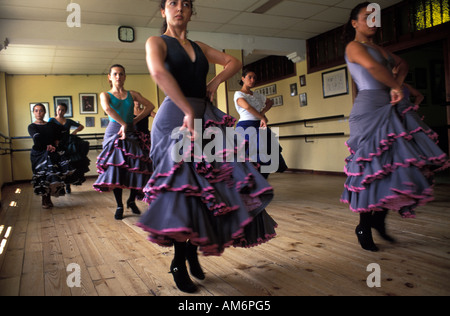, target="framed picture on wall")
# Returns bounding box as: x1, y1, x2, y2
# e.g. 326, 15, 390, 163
300, 75, 306, 87
100, 117, 109, 128
85, 117, 95, 127
80, 93, 98, 114
299, 93, 308, 107
30, 102, 50, 123
322, 67, 349, 98
270, 95, 283, 107
290, 83, 298, 96
53, 96, 73, 118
